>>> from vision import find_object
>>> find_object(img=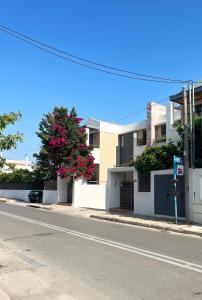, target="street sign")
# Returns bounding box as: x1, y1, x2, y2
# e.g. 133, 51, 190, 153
174, 156, 184, 177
